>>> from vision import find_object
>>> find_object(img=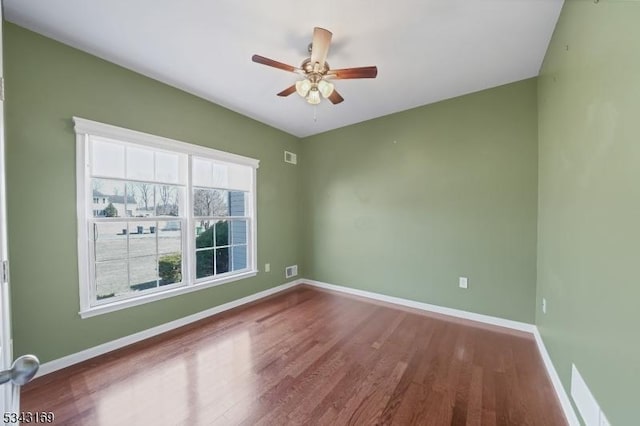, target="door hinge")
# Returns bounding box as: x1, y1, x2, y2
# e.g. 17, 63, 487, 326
2, 260, 8, 284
